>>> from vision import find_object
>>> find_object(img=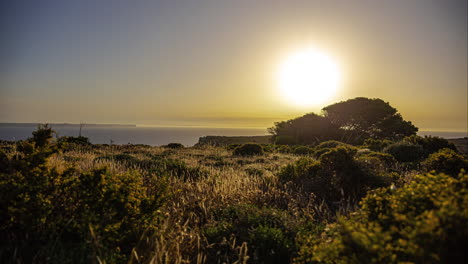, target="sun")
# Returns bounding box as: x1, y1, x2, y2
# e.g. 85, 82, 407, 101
278, 48, 341, 107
